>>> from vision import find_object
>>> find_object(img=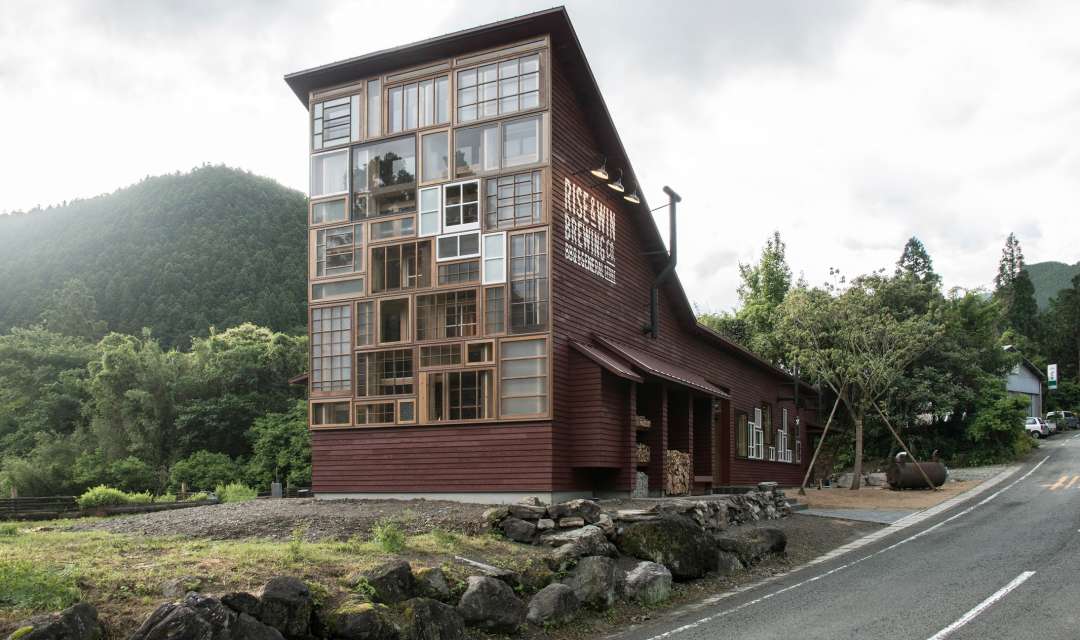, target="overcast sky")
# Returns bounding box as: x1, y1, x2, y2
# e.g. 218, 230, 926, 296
2, 0, 1078, 311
